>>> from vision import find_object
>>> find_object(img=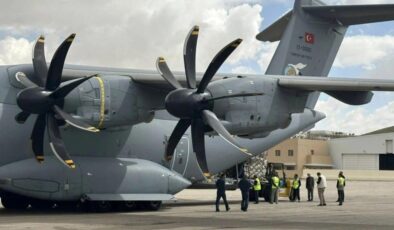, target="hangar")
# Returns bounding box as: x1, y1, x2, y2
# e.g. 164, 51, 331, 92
329, 127, 394, 171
